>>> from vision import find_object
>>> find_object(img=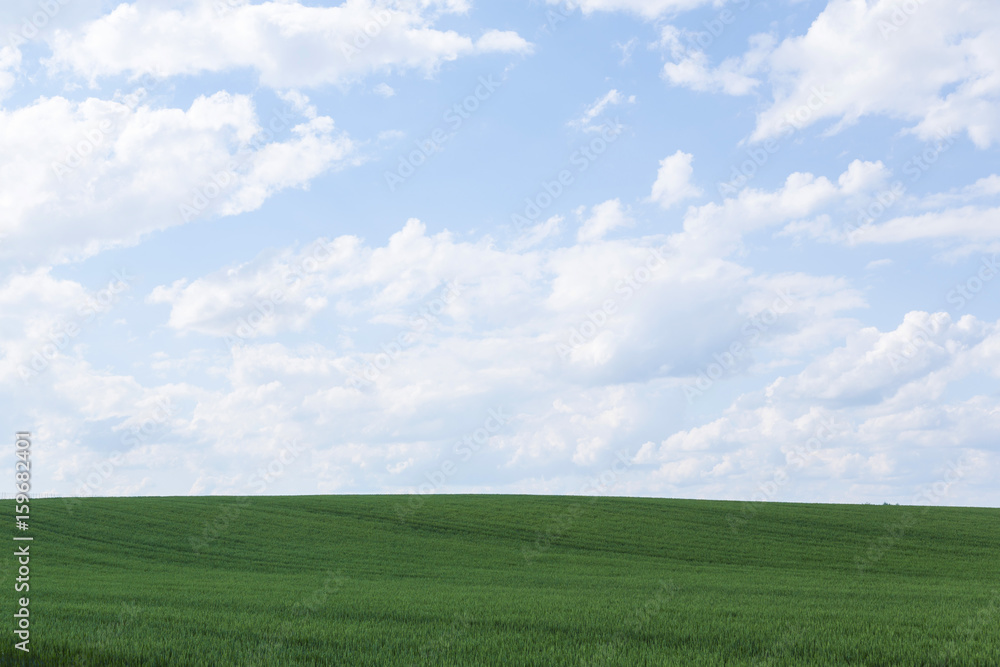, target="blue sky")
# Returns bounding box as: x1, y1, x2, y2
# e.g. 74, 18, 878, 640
1, 0, 998, 506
